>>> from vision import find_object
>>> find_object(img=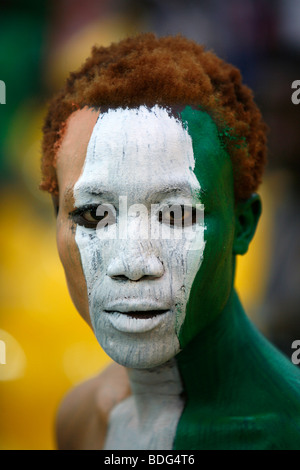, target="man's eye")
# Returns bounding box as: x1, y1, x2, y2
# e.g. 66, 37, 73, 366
158, 205, 198, 227
70, 205, 116, 229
